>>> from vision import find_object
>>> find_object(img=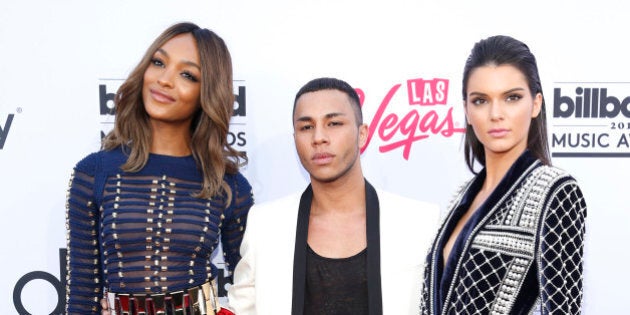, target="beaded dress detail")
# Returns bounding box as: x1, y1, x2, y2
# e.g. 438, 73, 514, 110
420, 151, 586, 315
65, 148, 253, 314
